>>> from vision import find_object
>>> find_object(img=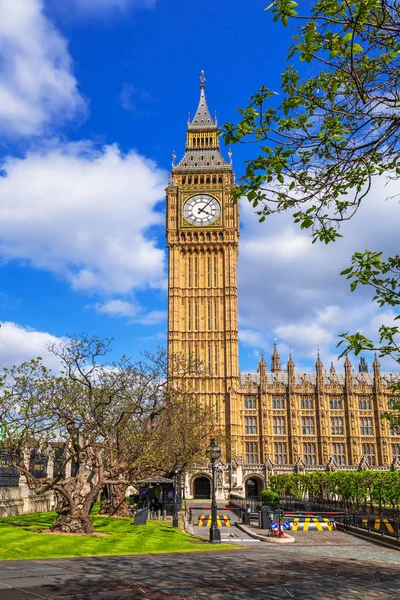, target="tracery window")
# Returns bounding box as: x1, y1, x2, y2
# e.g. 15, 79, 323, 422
272, 397, 285, 409
303, 443, 316, 465
245, 442, 258, 464
274, 443, 287, 465
358, 397, 372, 410
360, 417, 373, 436
244, 397, 256, 409
362, 444, 376, 465
332, 443, 346, 465
329, 397, 343, 409
392, 444, 400, 457
273, 416, 286, 435
301, 397, 313, 409
331, 417, 344, 435
245, 417, 257, 435
302, 417, 315, 435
